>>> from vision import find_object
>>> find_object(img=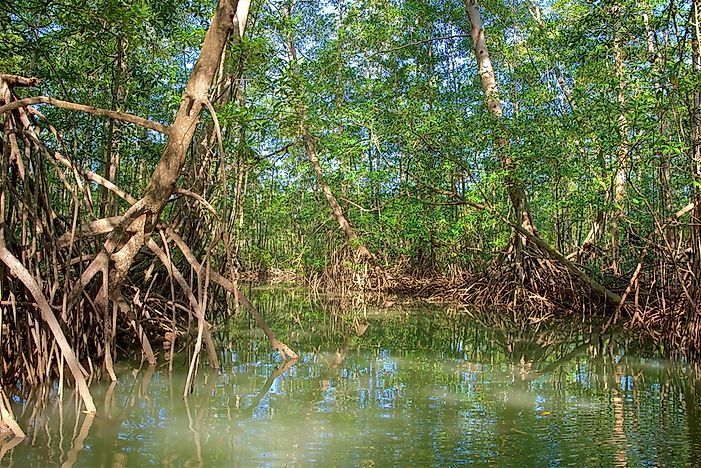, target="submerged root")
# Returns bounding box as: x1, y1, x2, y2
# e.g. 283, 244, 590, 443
615, 289, 701, 359
460, 251, 607, 319
0, 74, 296, 411
310, 246, 391, 295
298, 228, 701, 357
